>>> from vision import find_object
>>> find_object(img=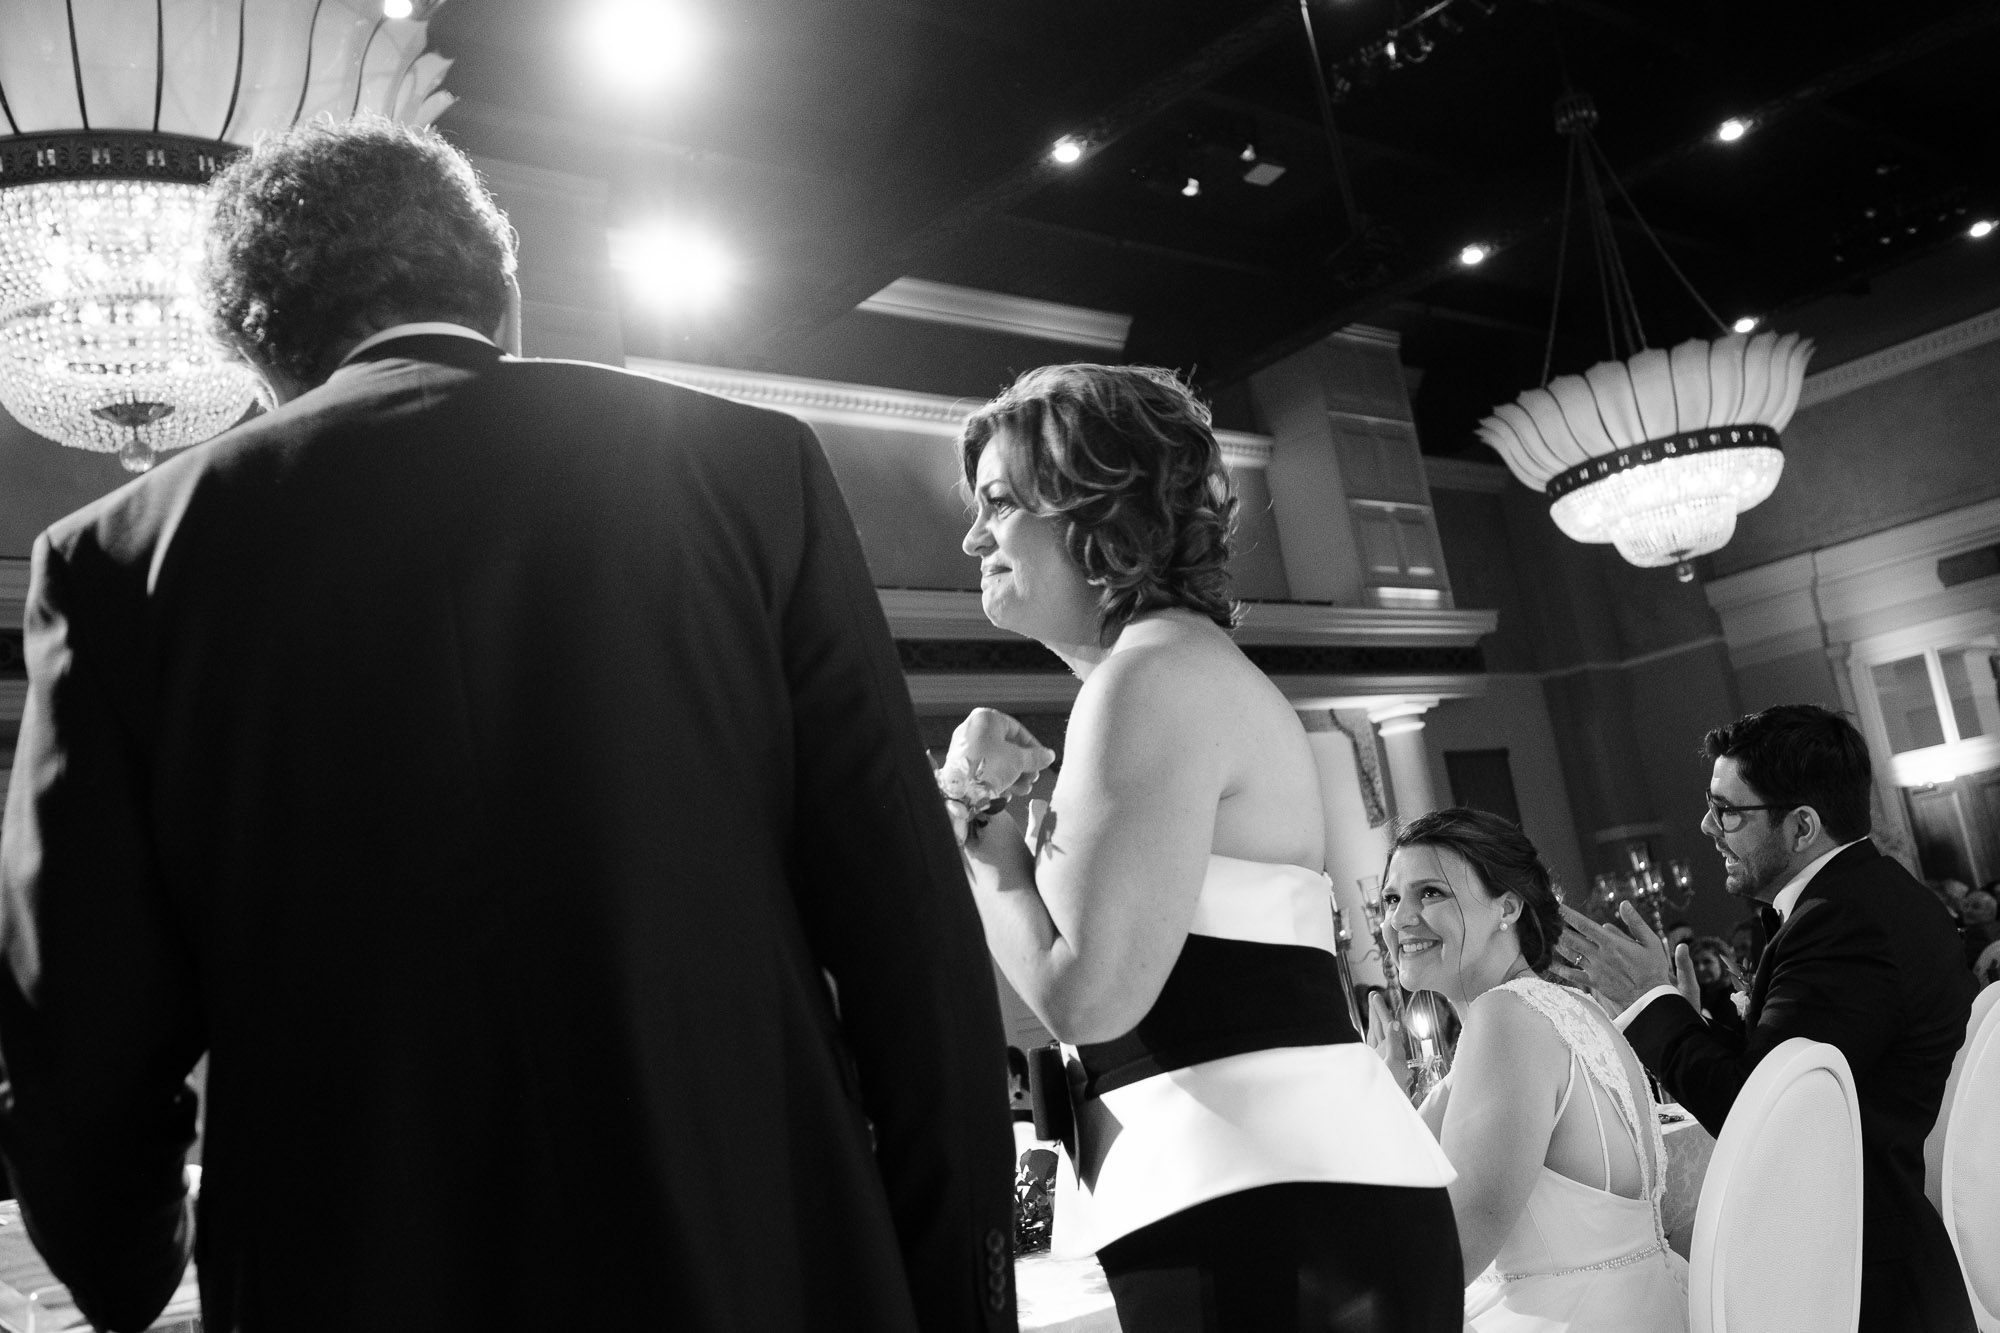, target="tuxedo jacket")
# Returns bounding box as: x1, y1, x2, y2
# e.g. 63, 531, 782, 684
1625, 840, 1975, 1331
0, 336, 1016, 1333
